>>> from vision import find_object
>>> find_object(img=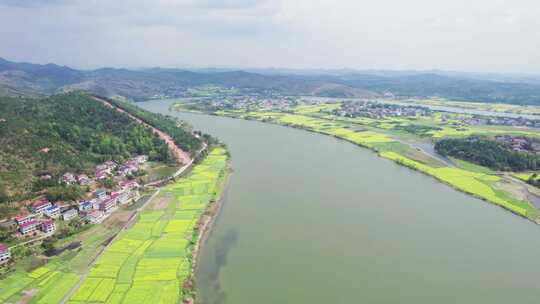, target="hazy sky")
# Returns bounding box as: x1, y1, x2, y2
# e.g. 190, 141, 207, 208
0, 0, 539, 73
